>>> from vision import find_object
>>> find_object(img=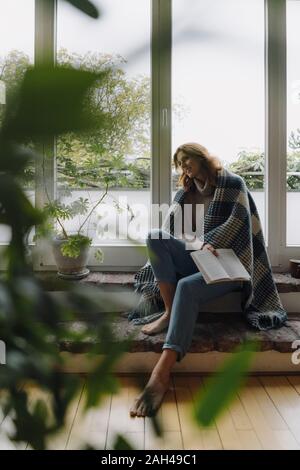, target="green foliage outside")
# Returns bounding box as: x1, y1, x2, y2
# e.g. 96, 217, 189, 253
2, 48, 299, 193
227, 146, 300, 191
1, 48, 152, 190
